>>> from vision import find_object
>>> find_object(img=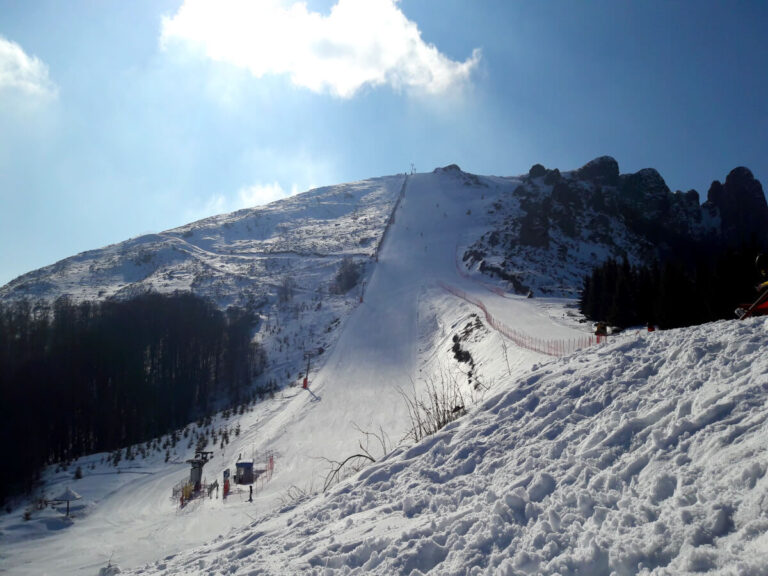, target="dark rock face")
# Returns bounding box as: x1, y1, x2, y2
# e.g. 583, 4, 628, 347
551, 180, 578, 206
575, 156, 620, 186
519, 197, 551, 249
465, 155, 767, 296
619, 168, 672, 219
529, 164, 547, 179
670, 189, 703, 229
704, 167, 768, 248
683, 189, 700, 205
543, 168, 561, 185
434, 164, 462, 174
